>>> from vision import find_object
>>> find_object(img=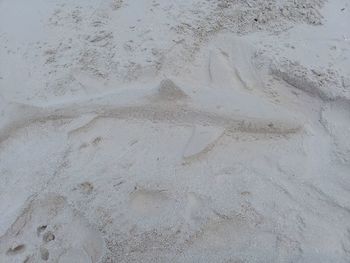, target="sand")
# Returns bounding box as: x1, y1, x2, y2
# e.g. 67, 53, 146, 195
0, 0, 350, 262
